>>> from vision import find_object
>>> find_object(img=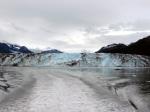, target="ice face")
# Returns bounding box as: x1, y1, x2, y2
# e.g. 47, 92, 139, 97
0, 53, 150, 67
